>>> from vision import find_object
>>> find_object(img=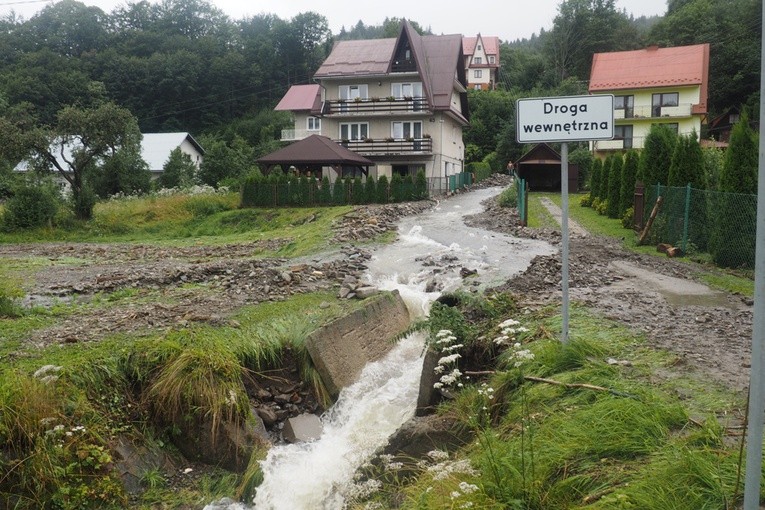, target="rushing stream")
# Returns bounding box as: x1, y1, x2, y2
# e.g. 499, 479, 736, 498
205, 187, 555, 510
